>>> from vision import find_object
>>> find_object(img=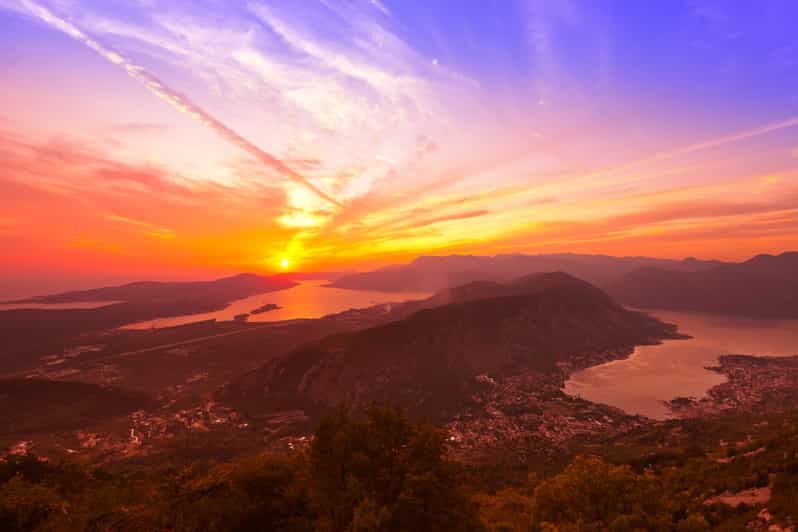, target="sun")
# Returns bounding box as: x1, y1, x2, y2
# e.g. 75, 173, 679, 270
280, 257, 290, 269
